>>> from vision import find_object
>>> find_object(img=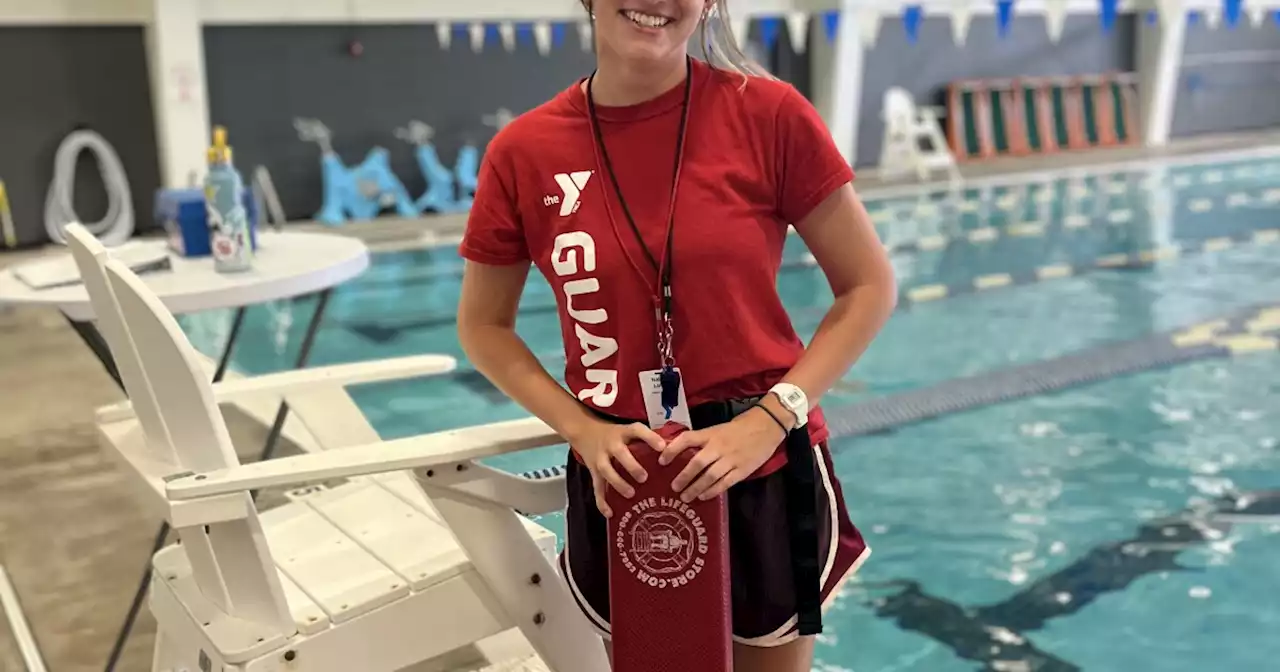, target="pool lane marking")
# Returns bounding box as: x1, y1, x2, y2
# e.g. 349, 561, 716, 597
1173, 307, 1280, 355
896, 226, 1279, 308
1245, 309, 1280, 335
878, 184, 1280, 257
